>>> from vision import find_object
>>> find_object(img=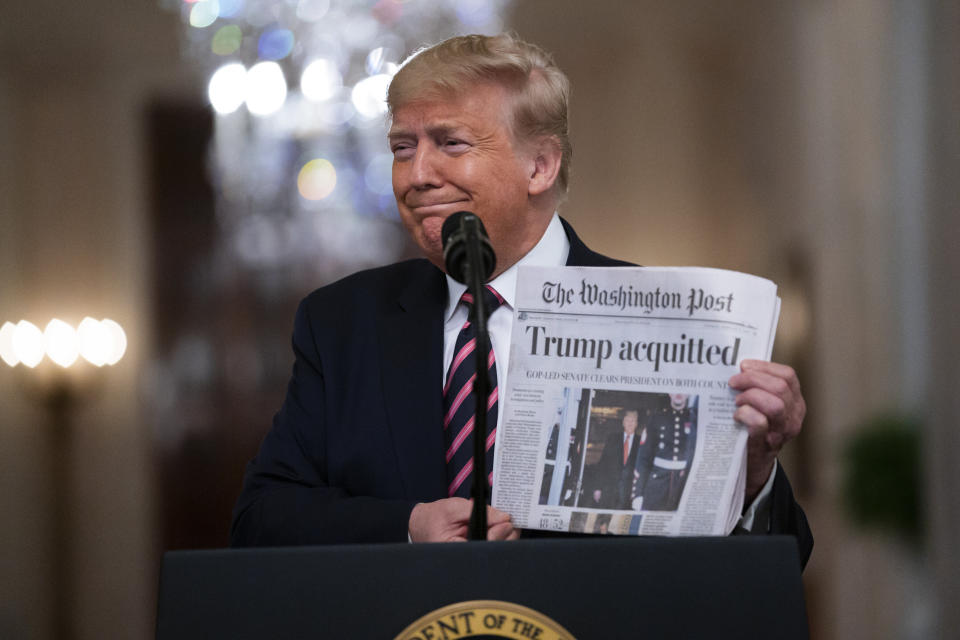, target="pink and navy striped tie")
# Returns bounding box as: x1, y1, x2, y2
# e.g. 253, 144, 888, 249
443, 285, 504, 499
